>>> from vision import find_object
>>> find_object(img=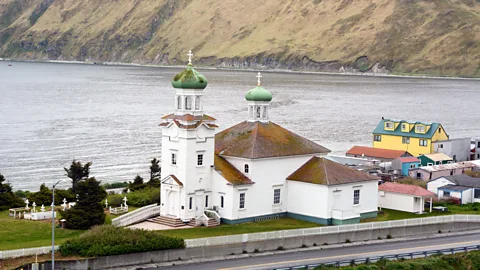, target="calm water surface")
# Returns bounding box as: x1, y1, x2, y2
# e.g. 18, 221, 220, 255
0, 61, 479, 190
